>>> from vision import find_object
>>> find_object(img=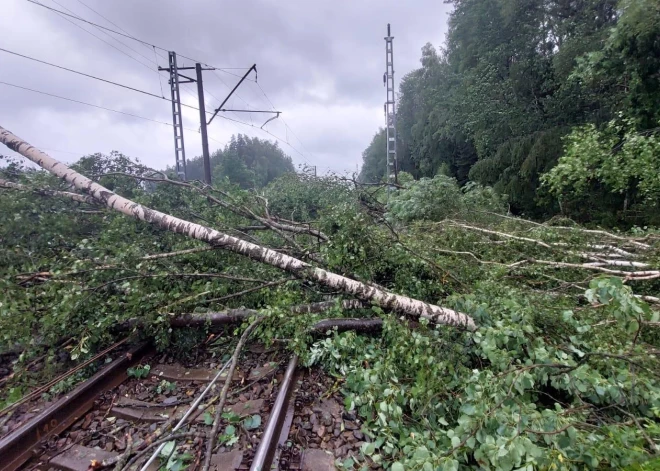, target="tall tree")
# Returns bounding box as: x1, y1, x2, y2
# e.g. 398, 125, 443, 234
168, 134, 295, 188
